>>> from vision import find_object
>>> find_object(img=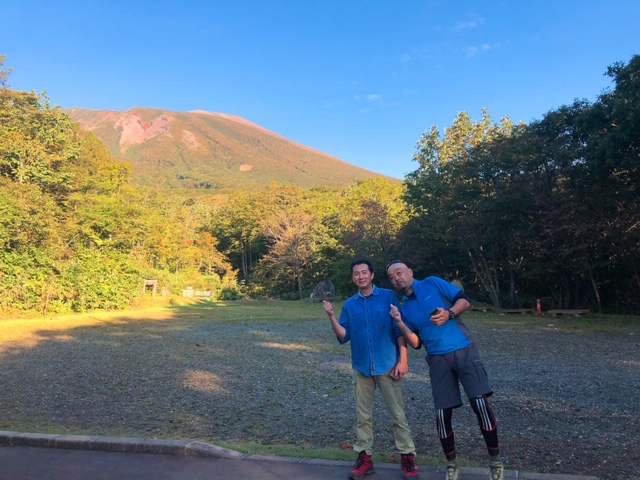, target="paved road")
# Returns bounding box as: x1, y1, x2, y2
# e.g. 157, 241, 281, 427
0, 431, 599, 480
